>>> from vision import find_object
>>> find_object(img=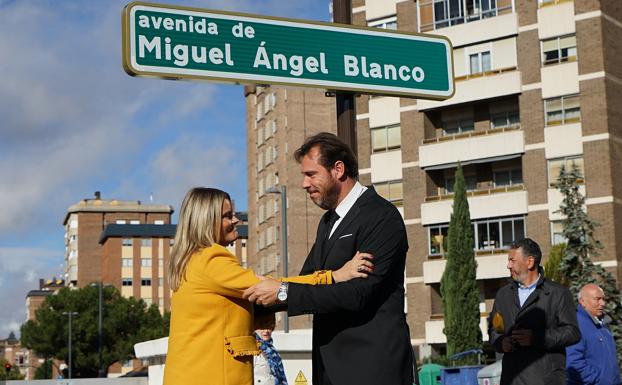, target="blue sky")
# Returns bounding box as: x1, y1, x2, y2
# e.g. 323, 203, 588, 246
0, 0, 330, 337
